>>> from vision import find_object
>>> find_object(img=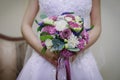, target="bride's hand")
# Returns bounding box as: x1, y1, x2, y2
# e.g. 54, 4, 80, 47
70, 53, 78, 62
70, 51, 83, 62
44, 50, 59, 67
